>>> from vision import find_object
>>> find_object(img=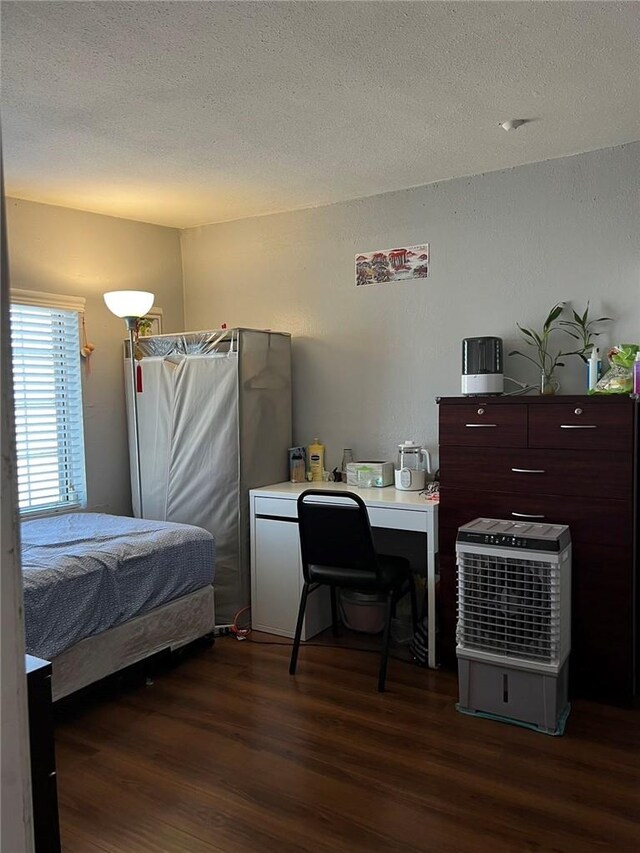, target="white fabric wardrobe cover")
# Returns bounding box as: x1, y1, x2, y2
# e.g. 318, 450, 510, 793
125, 329, 292, 624
127, 351, 239, 620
